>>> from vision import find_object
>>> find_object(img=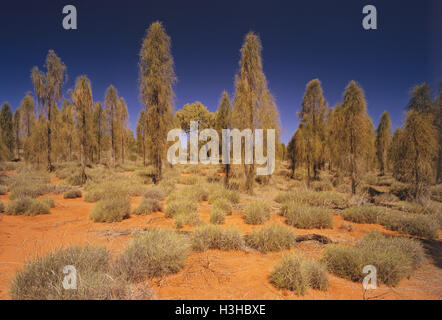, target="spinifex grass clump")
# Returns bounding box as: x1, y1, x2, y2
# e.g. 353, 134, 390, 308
115, 229, 191, 281
243, 200, 271, 225
342, 205, 385, 224
246, 224, 295, 253
212, 198, 233, 215
0, 185, 7, 195
179, 175, 199, 185
165, 196, 200, 228
269, 253, 328, 295
322, 231, 424, 286
5, 197, 51, 216
133, 198, 161, 215
0, 201, 5, 213
210, 207, 226, 224
191, 224, 244, 252
6, 169, 52, 200
378, 212, 439, 239
208, 189, 240, 205
63, 189, 82, 199
281, 202, 332, 229
275, 190, 348, 209
89, 197, 130, 222
143, 188, 166, 201
10, 246, 135, 300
